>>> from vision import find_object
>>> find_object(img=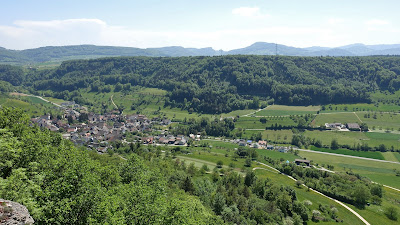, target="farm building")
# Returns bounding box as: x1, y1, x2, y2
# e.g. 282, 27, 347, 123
295, 159, 311, 167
